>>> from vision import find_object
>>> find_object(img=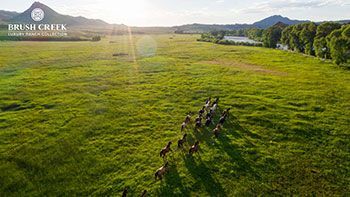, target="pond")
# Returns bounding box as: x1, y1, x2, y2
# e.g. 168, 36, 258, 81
223, 36, 261, 44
